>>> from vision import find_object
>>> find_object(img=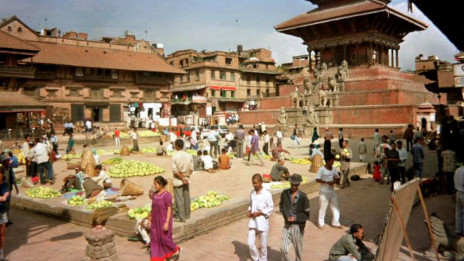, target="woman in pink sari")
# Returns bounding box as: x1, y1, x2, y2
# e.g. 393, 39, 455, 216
150, 176, 180, 261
